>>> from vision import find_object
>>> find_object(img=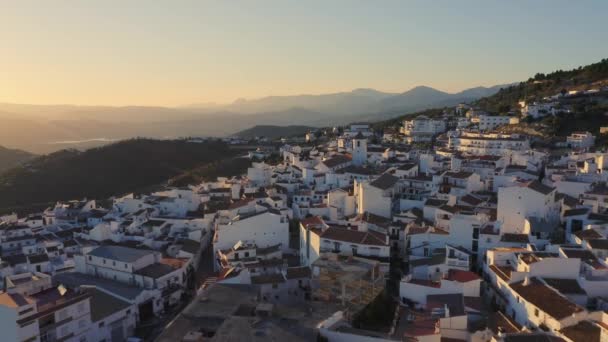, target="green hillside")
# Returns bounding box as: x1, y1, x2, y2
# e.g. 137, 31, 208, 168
0, 138, 237, 214
0, 146, 35, 173
233, 125, 315, 139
